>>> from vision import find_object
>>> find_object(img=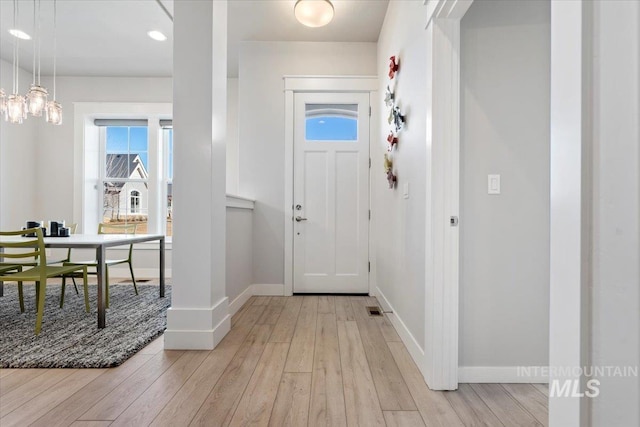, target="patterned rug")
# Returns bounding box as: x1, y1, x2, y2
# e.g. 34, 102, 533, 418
0, 282, 171, 368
